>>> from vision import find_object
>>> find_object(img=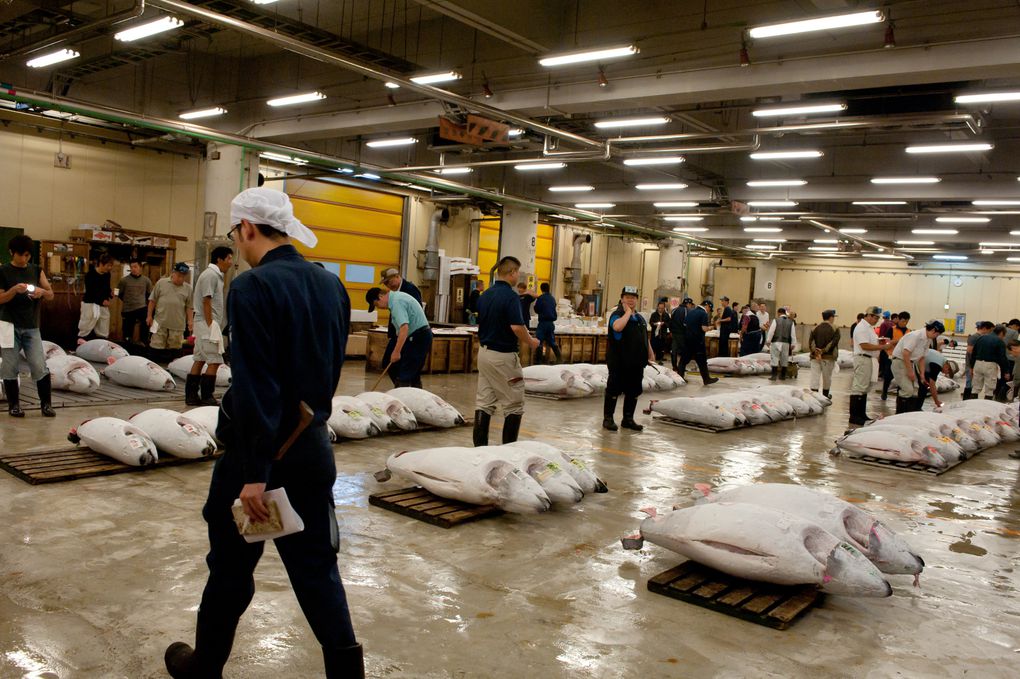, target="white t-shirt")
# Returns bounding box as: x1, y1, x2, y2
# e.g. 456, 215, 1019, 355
756, 310, 770, 329
853, 320, 880, 357
892, 328, 929, 363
